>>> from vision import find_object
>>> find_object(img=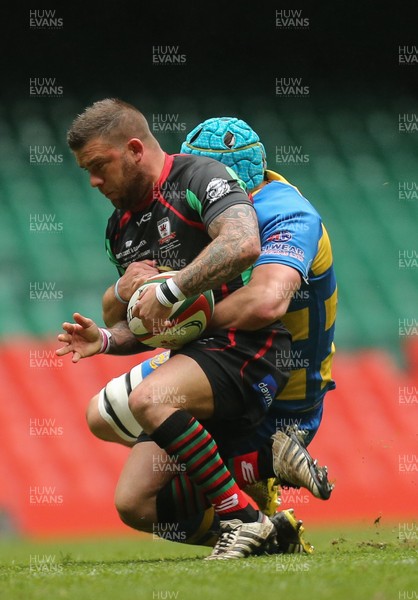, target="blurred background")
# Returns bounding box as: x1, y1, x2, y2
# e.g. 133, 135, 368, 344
0, 3, 416, 536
